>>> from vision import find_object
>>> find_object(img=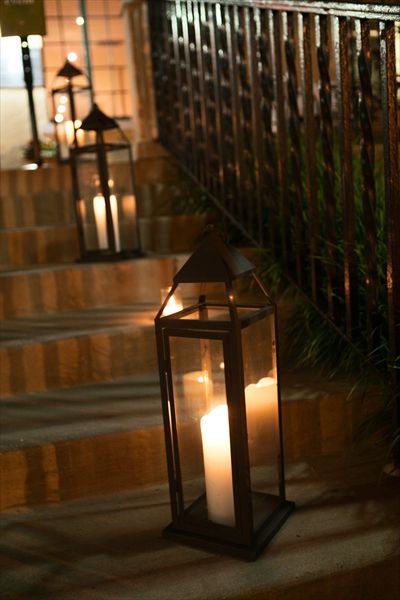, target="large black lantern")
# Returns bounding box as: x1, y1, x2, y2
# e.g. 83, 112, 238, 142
70, 104, 142, 262
51, 60, 91, 162
155, 231, 294, 560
